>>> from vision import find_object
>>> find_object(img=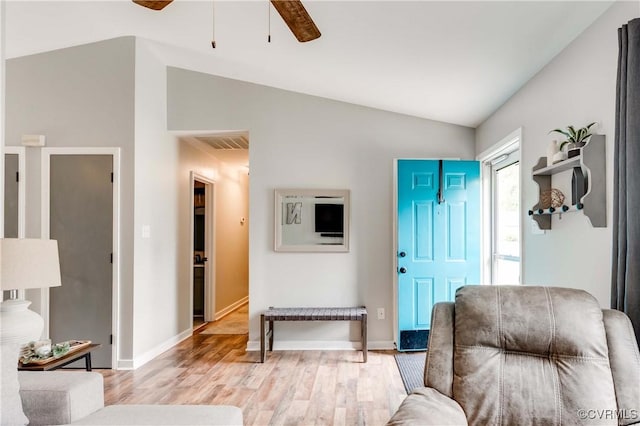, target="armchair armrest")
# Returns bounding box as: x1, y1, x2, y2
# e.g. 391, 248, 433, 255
387, 387, 467, 425
602, 309, 640, 426
19, 371, 104, 425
